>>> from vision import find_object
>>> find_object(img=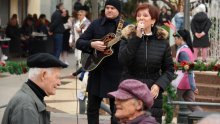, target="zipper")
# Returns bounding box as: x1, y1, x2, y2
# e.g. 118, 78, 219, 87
145, 36, 149, 78
145, 36, 148, 67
